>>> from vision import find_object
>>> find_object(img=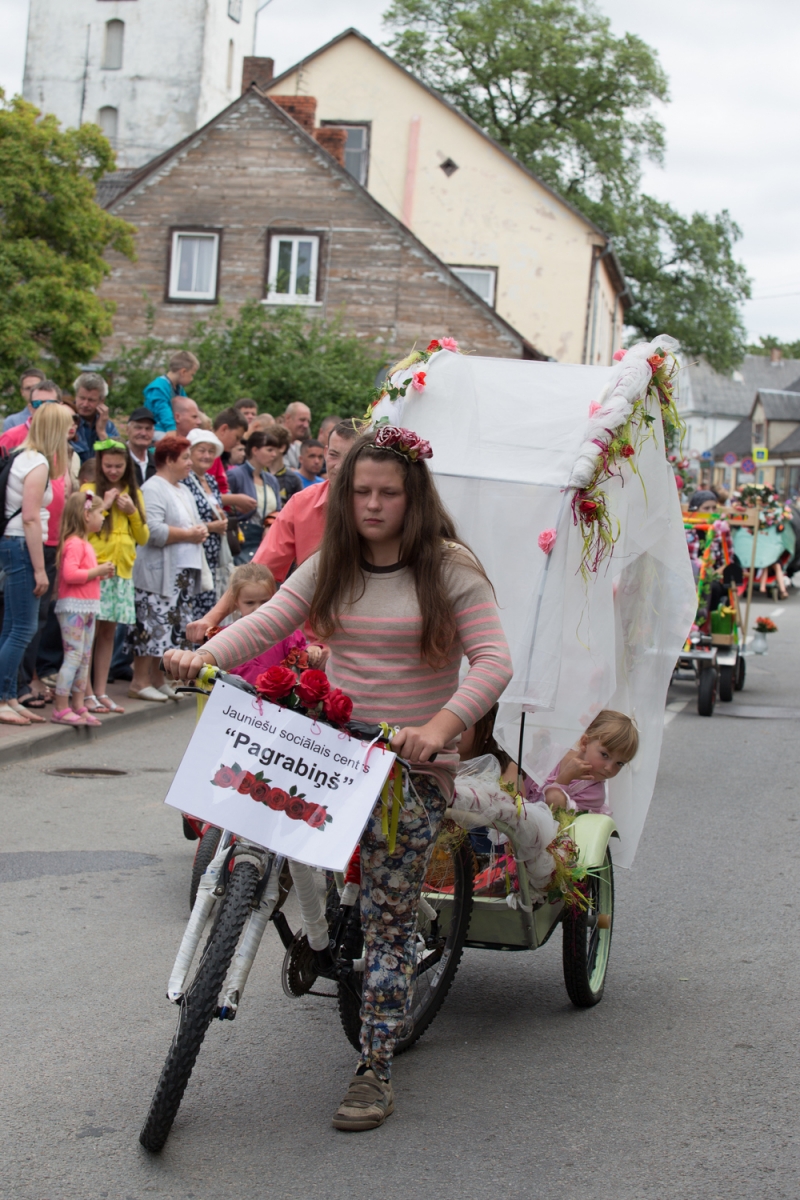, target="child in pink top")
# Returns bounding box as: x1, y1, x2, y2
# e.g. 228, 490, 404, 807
52, 493, 115, 726
203, 561, 327, 683
525, 710, 639, 815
